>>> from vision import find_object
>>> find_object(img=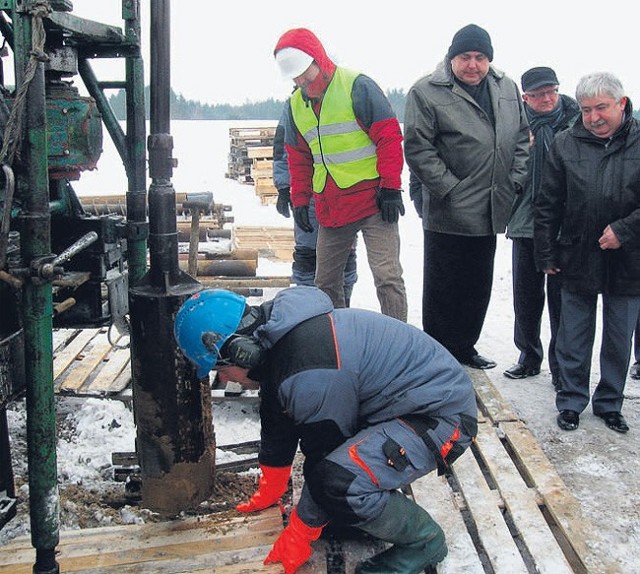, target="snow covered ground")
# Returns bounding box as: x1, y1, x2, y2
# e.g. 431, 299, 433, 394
2, 120, 639, 572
